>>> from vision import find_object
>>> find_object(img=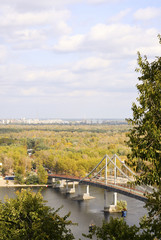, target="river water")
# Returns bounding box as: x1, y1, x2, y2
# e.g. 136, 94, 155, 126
0, 185, 147, 239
